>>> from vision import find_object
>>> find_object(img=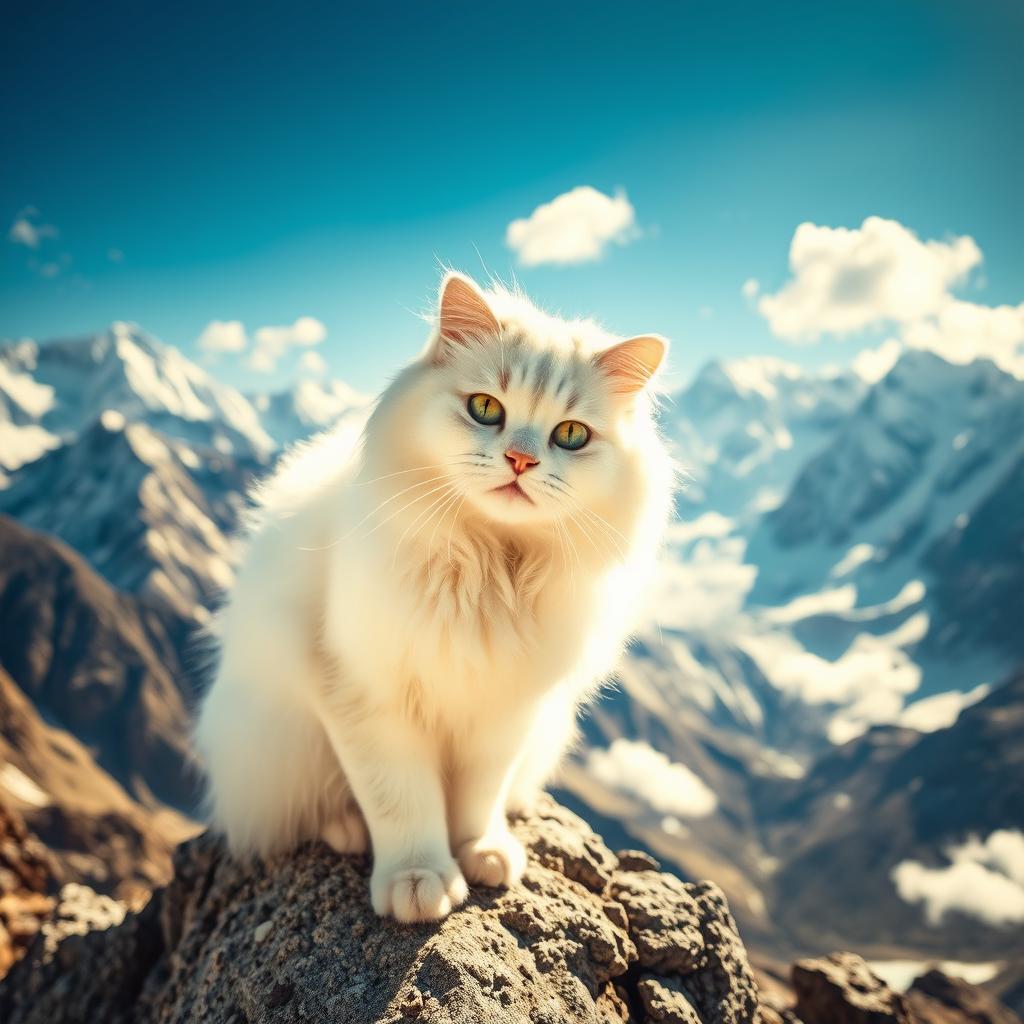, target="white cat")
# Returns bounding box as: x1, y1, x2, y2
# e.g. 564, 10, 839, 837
195, 273, 674, 922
